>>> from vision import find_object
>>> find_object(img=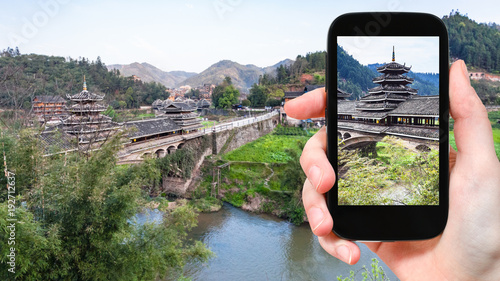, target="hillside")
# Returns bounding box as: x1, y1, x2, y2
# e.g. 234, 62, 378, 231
337, 44, 377, 100
178, 59, 293, 91
443, 11, 500, 72
0, 53, 168, 109
107, 62, 197, 88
